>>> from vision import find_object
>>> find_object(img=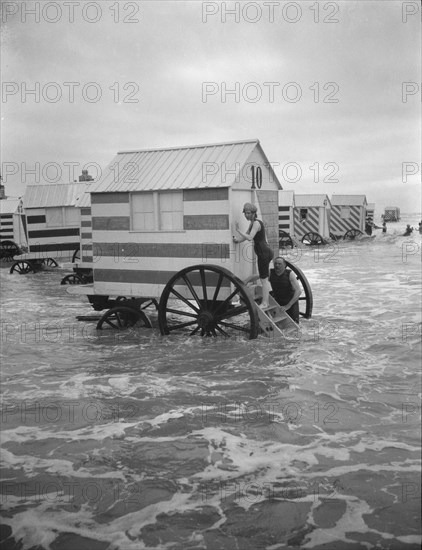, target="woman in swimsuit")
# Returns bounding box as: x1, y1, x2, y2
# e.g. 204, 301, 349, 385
233, 202, 274, 309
